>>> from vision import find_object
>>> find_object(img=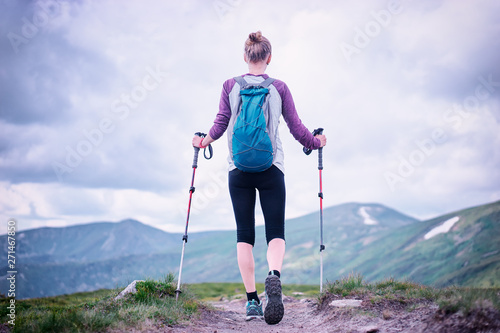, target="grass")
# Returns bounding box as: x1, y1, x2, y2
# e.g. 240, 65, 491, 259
0, 278, 318, 332
0, 273, 200, 333
187, 282, 318, 301
437, 286, 500, 315
2, 273, 498, 332
323, 272, 500, 316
